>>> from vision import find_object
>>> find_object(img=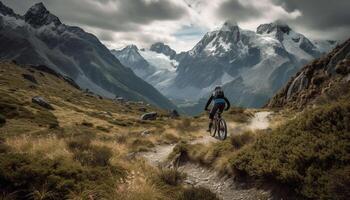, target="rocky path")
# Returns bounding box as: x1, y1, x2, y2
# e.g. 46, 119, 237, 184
141, 112, 273, 200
